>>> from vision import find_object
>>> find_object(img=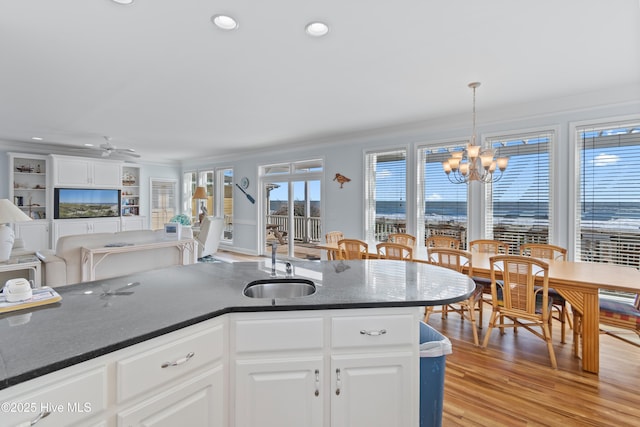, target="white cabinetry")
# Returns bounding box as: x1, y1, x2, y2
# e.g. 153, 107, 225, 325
0, 316, 227, 427
116, 318, 227, 427
231, 309, 419, 427
51, 155, 121, 188
52, 218, 121, 248
13, 220, 49, 251
121, 215, 147, 231
0, 363, 107, 427
233, 315, 325, 427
